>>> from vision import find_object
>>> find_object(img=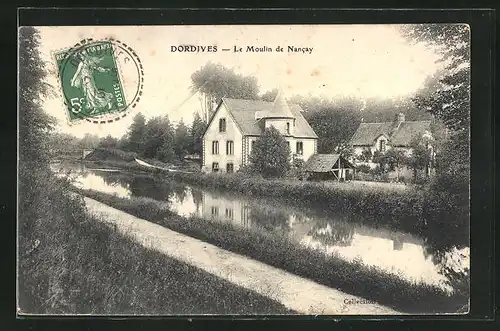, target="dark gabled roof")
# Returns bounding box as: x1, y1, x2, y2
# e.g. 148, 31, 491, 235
305, 154, 356, 173
350, 121, 431, 147
222, 98, 318, 138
